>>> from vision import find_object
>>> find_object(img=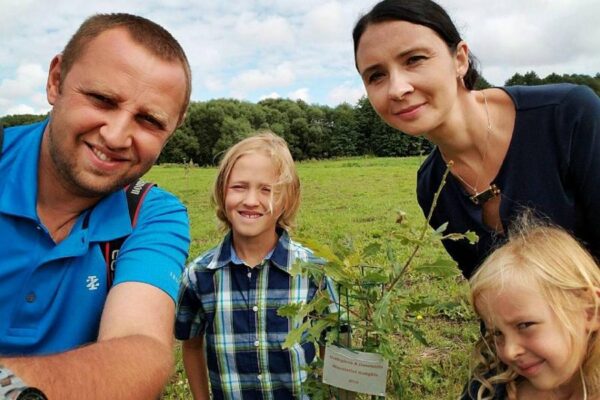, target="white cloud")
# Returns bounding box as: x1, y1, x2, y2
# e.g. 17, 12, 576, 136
288, 88, 310, 102
0, 63, 47, 97
1, 0, 598, 114
259, 92, 281, 101
303, 1, 346, 42
328, 84, 365, 106
233, 14, 294, 49
229, 62, 296, 93
5, 104, 36, 115
0, 63, 49, 116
